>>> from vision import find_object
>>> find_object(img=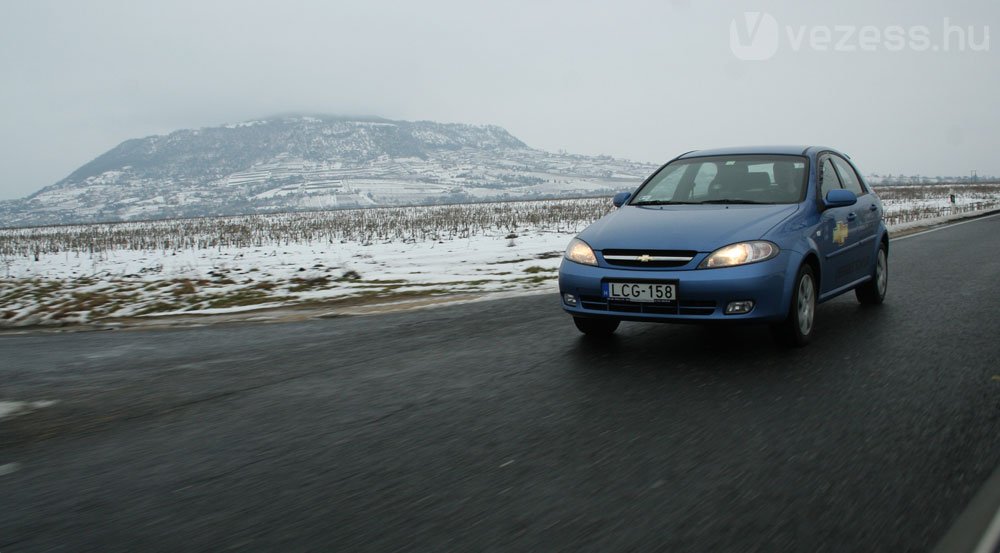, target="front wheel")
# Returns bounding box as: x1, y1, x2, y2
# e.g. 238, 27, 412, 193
855, 244, 888, 305
573, 317, 620, 337
772, 264, 816, 347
